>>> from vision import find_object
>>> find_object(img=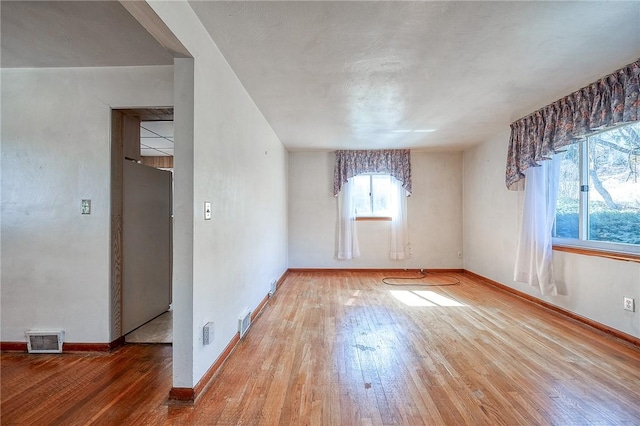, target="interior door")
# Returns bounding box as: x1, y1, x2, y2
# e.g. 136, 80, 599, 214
122, 161, 172, 334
